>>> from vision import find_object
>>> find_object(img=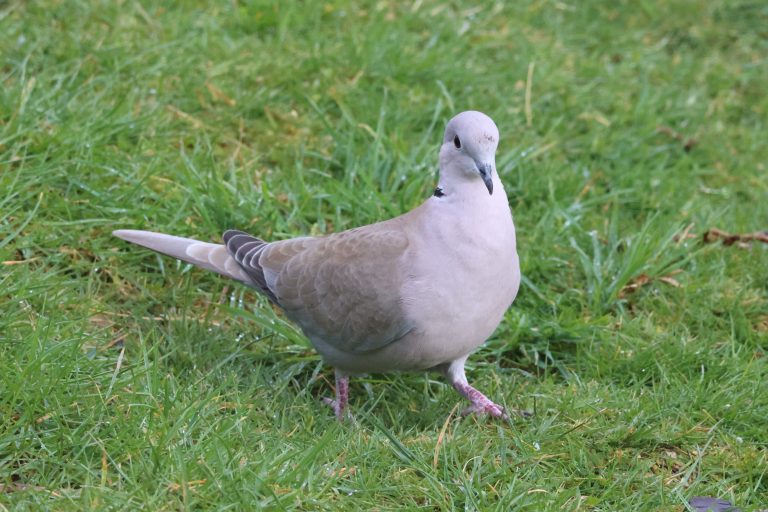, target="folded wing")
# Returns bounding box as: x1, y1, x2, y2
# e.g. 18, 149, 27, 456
224, 228, 414, 353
